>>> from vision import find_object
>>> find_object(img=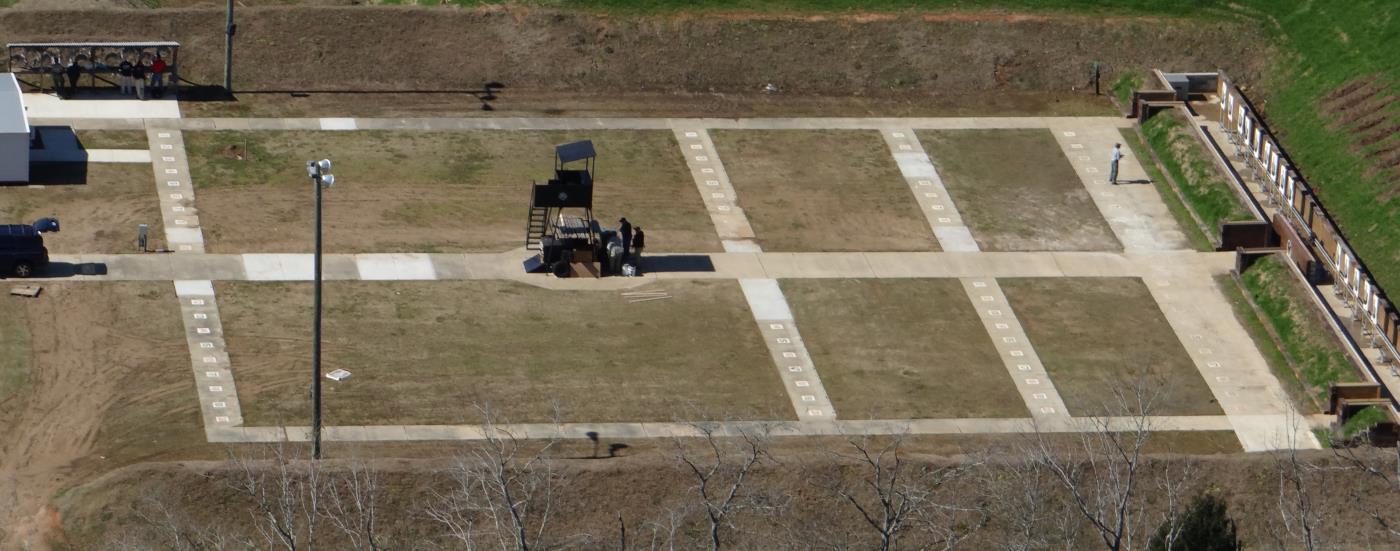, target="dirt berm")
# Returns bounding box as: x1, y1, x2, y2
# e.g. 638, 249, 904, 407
0, 7, 1275, 94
